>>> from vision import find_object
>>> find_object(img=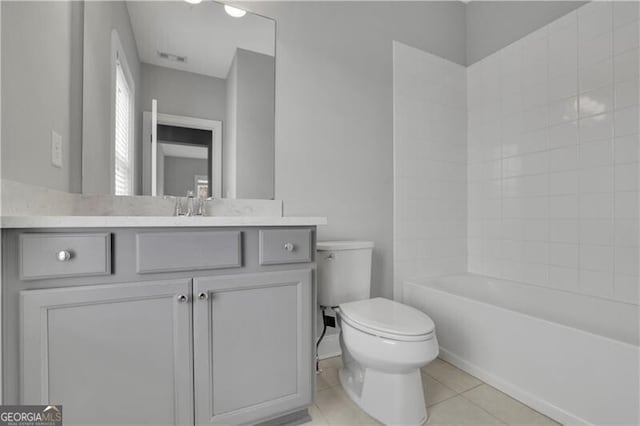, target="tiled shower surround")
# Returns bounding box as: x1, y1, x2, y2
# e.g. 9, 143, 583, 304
467, 2, 639, 304
393, 41, 468, 296
395, 2, 639, 305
